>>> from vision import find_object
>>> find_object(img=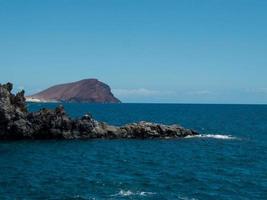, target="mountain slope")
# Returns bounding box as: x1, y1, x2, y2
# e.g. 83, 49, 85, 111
28, 79, 121, 103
